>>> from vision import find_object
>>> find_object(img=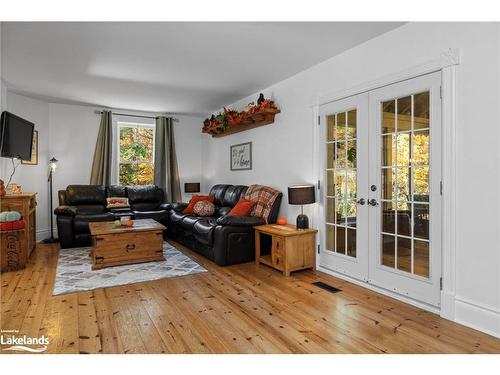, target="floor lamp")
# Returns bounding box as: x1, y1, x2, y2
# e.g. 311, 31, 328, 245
43, 157, 59, 243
